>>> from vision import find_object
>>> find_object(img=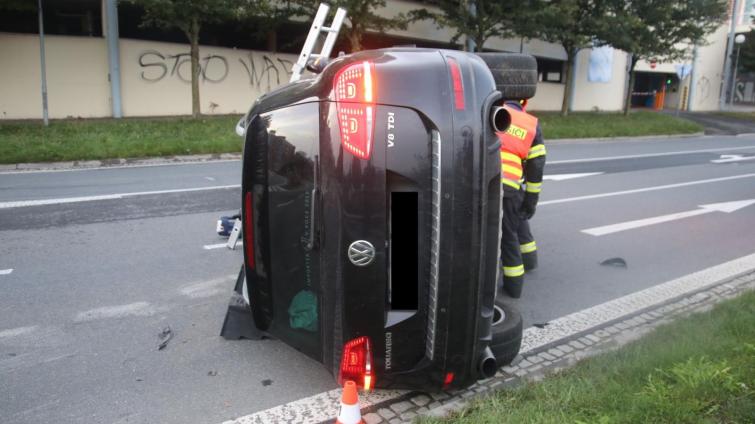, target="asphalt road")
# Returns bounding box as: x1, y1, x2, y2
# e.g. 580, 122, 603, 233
1, 134, 755, 424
